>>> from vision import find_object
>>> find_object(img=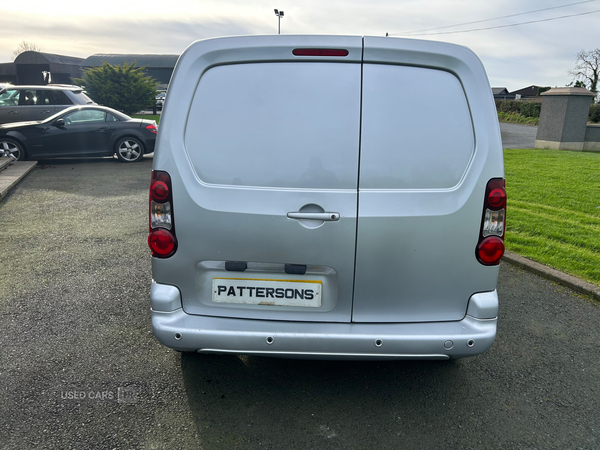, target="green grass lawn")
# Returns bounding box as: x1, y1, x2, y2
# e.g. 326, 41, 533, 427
132, 114, 161, 124
504, 148, 600, 285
